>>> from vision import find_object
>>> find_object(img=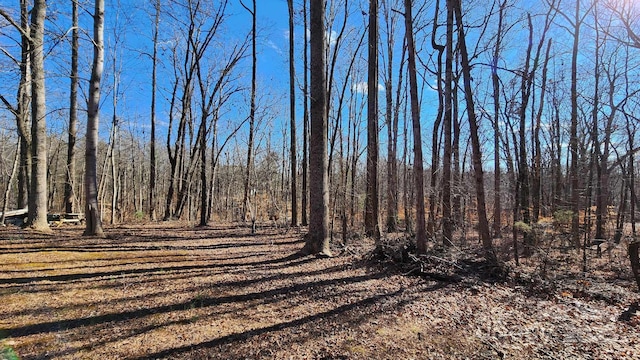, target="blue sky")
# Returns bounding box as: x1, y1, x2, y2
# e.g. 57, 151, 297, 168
4, 0, 632, 170
1, 0, 307, 143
